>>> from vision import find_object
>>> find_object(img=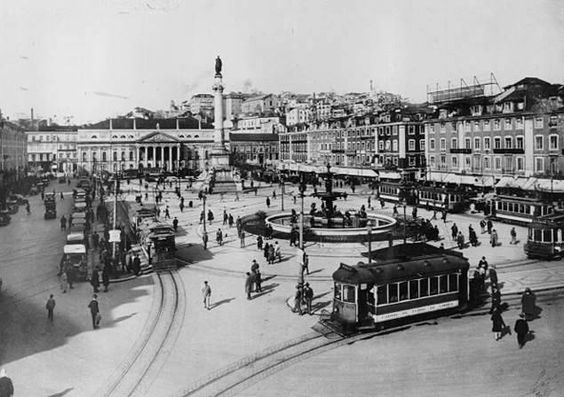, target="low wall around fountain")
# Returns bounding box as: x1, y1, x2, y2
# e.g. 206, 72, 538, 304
264, 212, 397, 243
